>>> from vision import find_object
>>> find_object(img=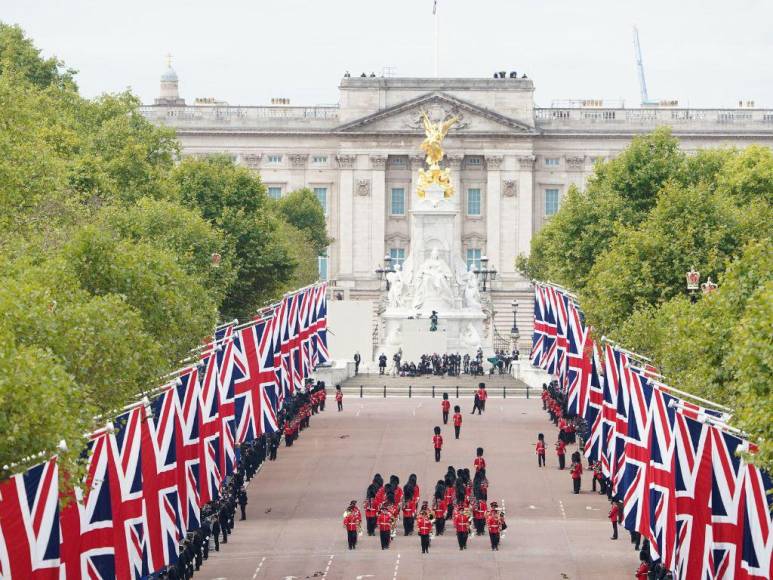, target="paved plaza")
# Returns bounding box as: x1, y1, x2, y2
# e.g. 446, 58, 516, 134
200, 389, 638, 579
